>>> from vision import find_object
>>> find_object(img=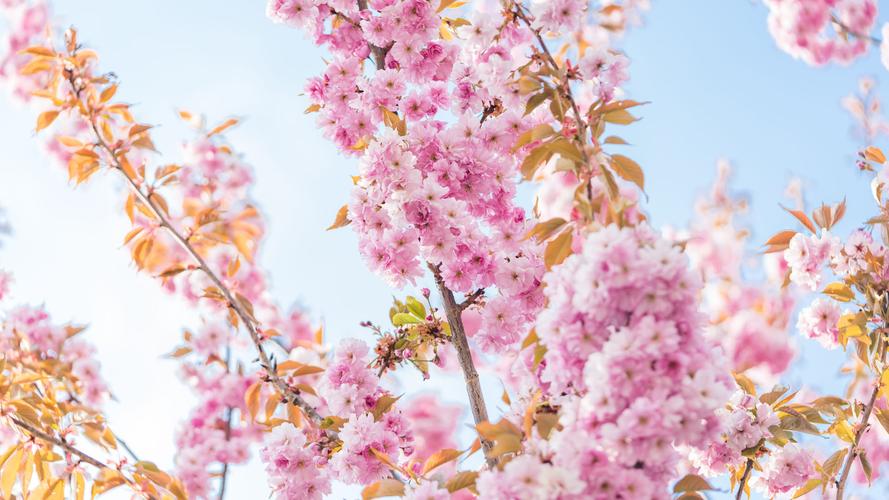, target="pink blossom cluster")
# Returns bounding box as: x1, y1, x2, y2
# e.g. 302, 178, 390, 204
1, 301, 108, 406
763, 0, 878, 66
689, 390, 779, 476
174, 347, 260, 498
476, 452, 585, 499
527, 223, 733, 494
529, 0, 587, 33
401, 394, 461, 462
784, 230, 836, 290
749, 444, 816, 495
796, 297, 841, 349
0, 271, 11, 301
402, 481, 451, 500
260, 423, 330, 500
267, 0, 636, 352
677, 163, 795, 382
0, 0, 49, 102
260, 338, 414, 496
